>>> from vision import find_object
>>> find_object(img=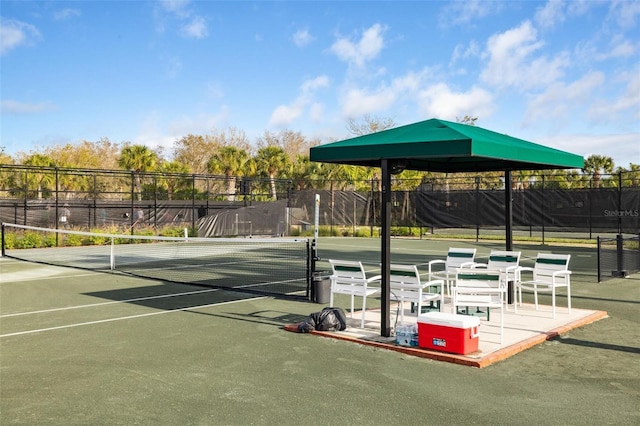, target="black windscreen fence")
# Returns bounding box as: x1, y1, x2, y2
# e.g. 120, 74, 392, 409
292, 188, 639, 236
0, 165, 638, 238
